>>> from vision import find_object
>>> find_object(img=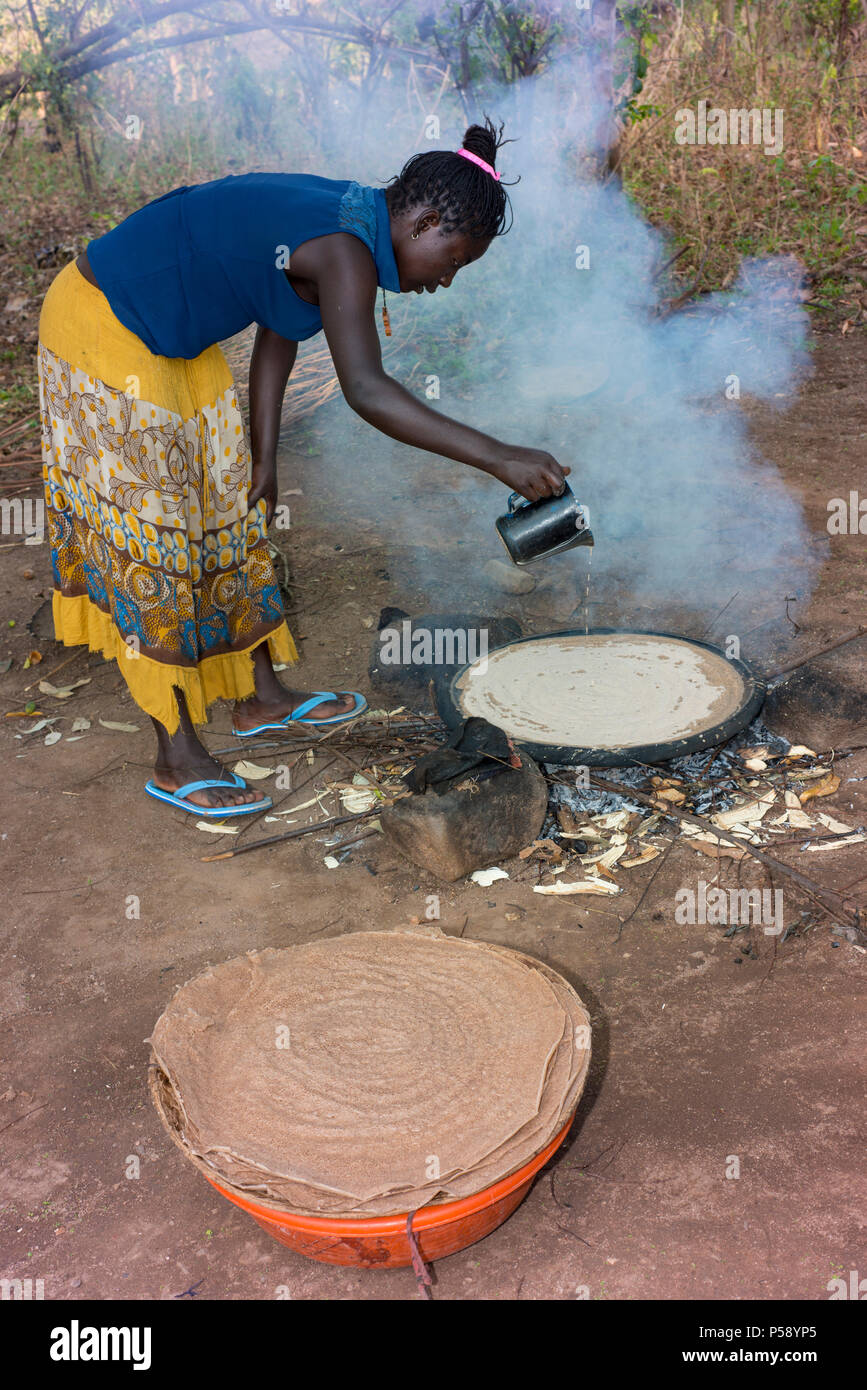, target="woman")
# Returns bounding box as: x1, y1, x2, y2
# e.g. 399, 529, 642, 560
38, 117, 569, 817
